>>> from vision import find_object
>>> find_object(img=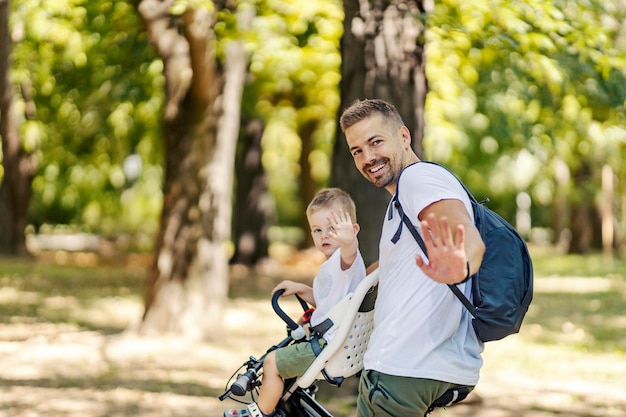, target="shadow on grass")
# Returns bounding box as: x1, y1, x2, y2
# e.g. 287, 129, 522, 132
526, 277, 626, 352
0, 376, 221, 398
